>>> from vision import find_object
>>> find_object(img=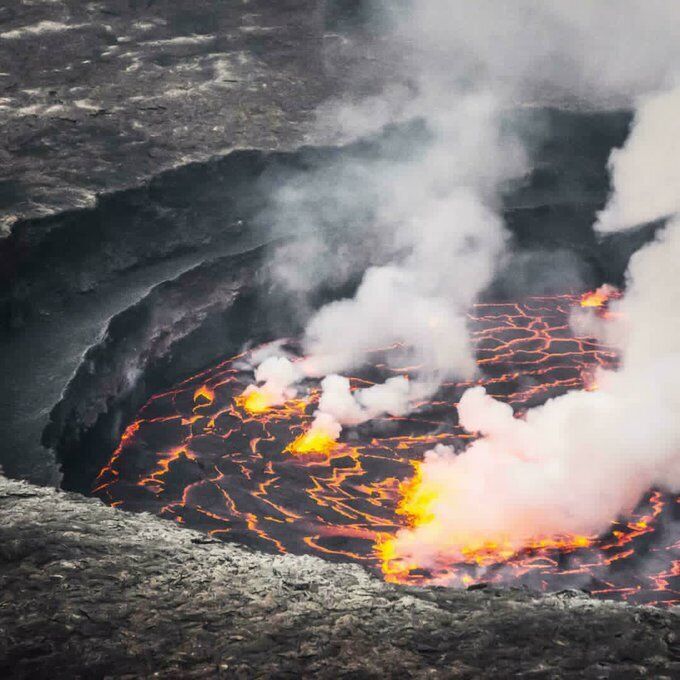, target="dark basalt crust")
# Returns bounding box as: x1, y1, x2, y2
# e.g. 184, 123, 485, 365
1, 476, 678, 679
